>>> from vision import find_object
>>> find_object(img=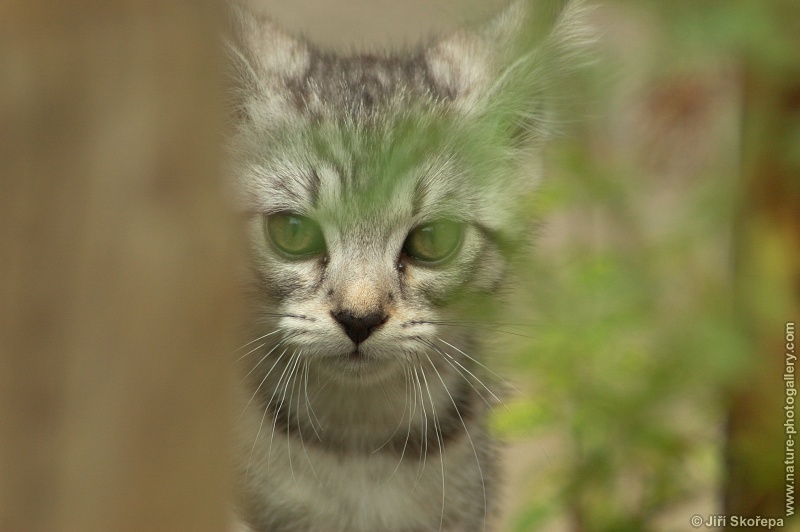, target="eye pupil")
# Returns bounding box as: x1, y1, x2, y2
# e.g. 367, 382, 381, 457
288, 217, 302, 237
403, 220, 463, 263
265, 213, 325, 258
